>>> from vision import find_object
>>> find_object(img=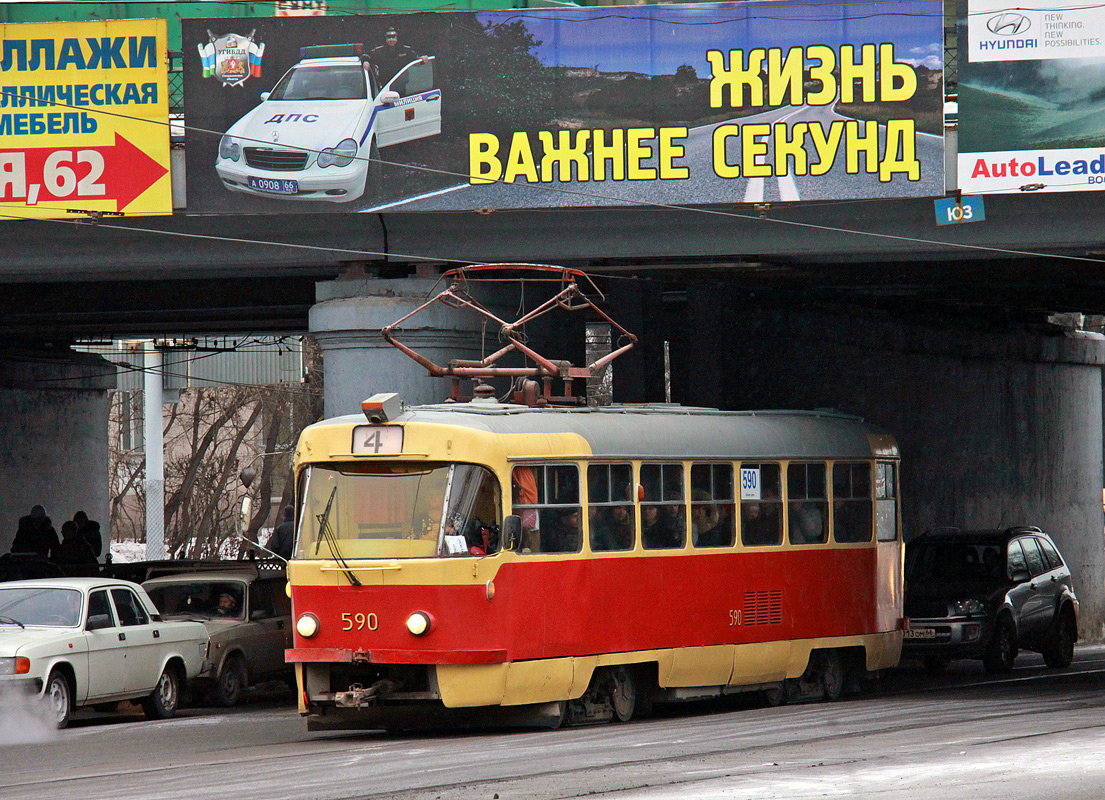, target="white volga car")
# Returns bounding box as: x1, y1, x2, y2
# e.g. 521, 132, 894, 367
0, 578, 209, 728
215, 44, 441, 203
